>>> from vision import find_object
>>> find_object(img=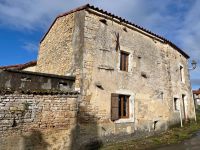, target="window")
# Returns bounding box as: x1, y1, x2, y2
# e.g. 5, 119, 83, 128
119, 95, 129, 118
120, 51, 129, 71
99, 19, 107, 25
174, 98, 179, 111
180, 65, 185, 83
111, 94, 129, 121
